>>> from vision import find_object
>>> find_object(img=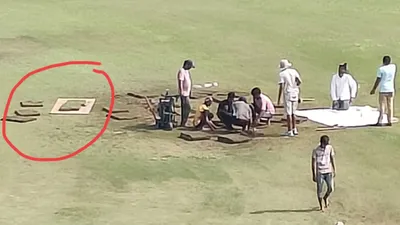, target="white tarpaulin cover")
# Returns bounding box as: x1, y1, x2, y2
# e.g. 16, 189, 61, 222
294, 106, 397, 127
